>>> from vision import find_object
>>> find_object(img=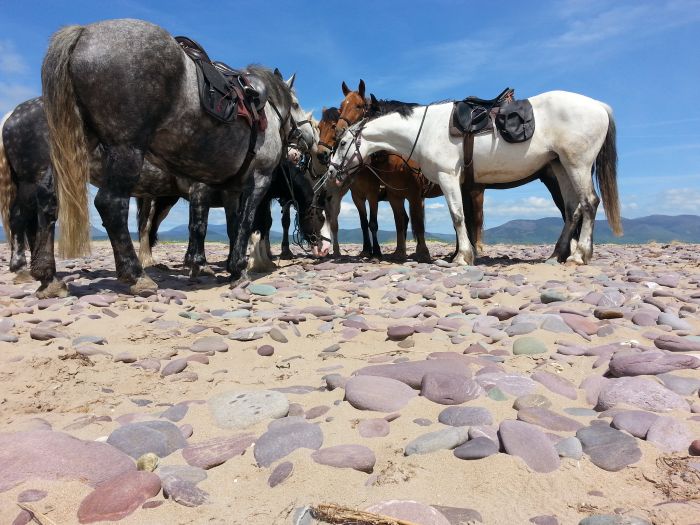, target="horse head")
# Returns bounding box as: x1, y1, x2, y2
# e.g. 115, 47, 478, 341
314, 106, 341, 169
336, 79, 367, 139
